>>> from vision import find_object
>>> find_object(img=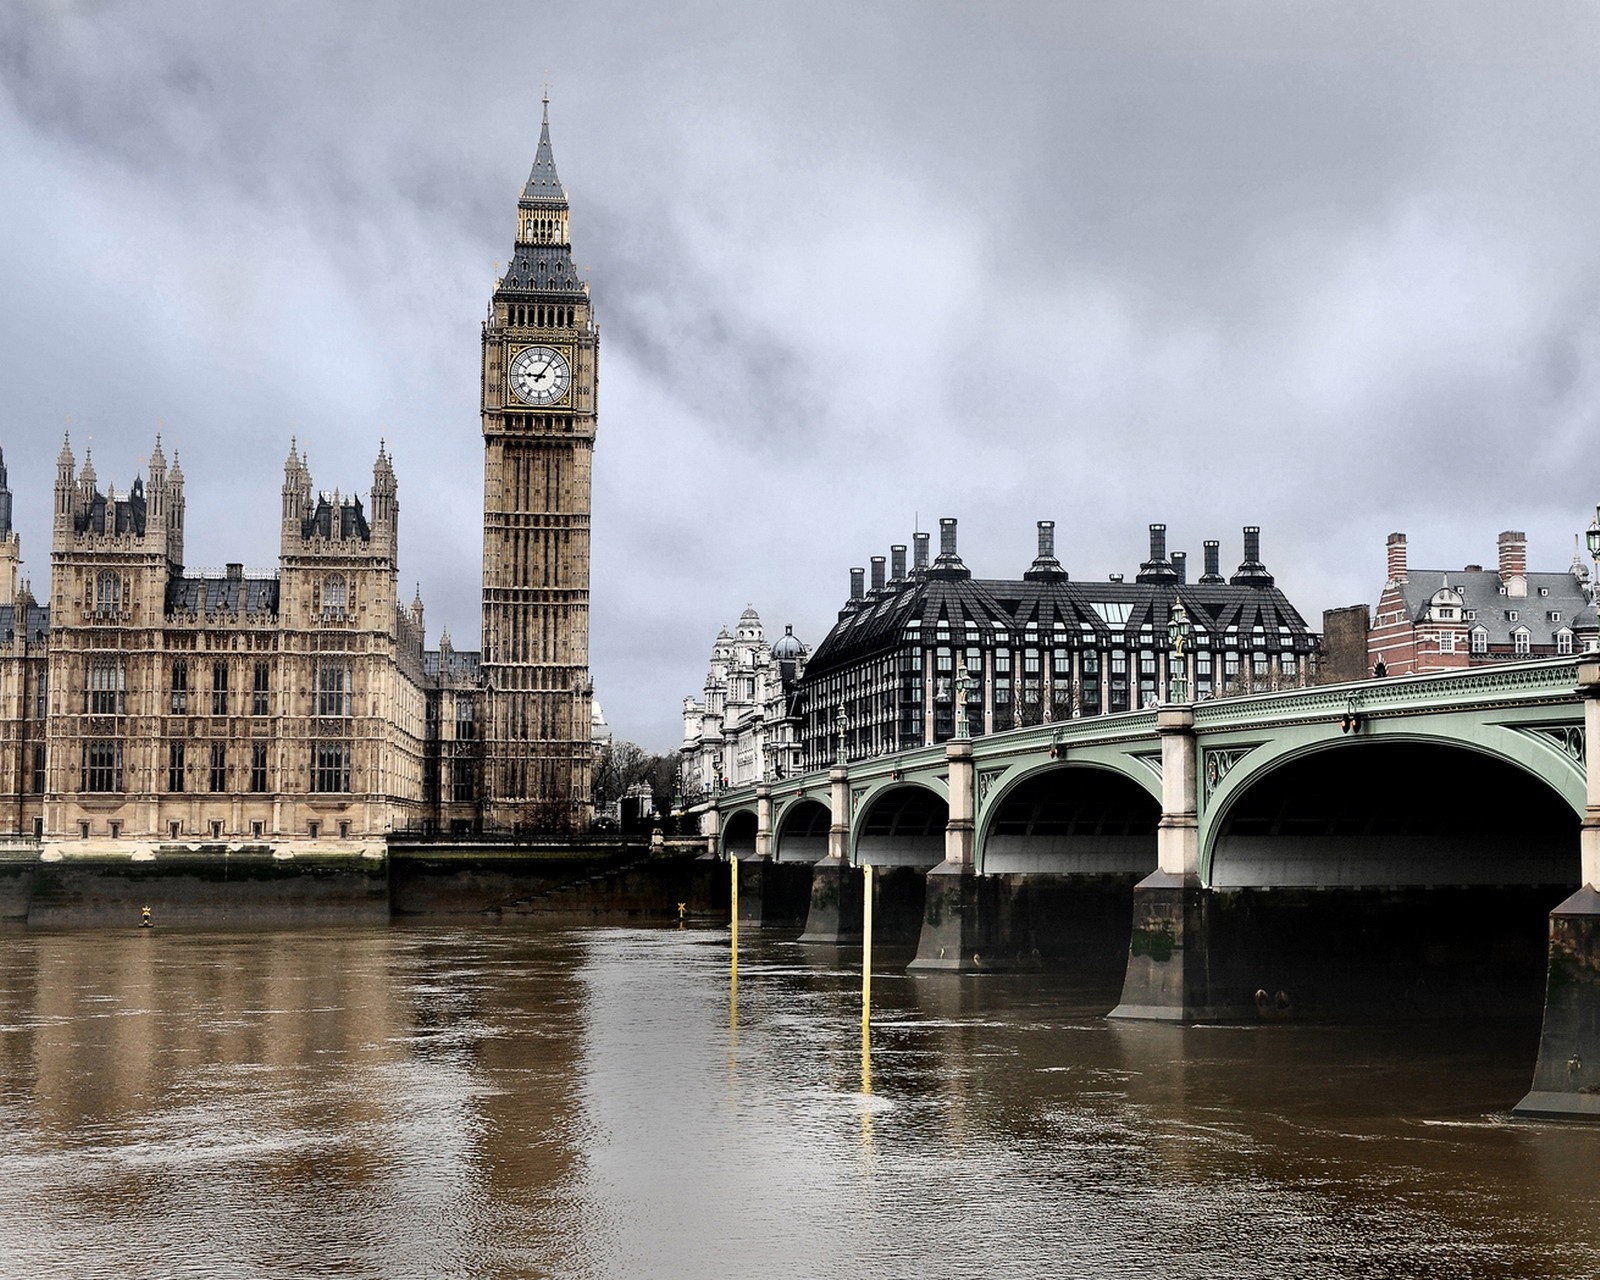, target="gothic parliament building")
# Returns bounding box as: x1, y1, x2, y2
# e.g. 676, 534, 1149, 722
0, 100, 596, 853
